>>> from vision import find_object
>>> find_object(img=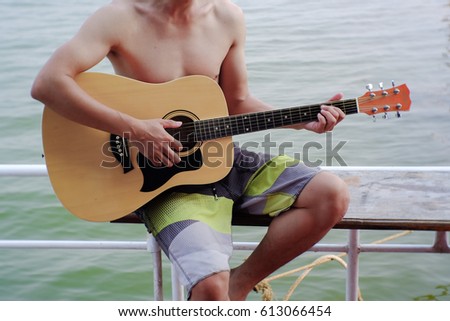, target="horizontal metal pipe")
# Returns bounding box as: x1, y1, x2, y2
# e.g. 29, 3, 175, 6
359, 243, 448, 253
2, 165, 450, 178
2, 239, 448, 254
0, 164, 47, 176
0, 240, 147, 250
